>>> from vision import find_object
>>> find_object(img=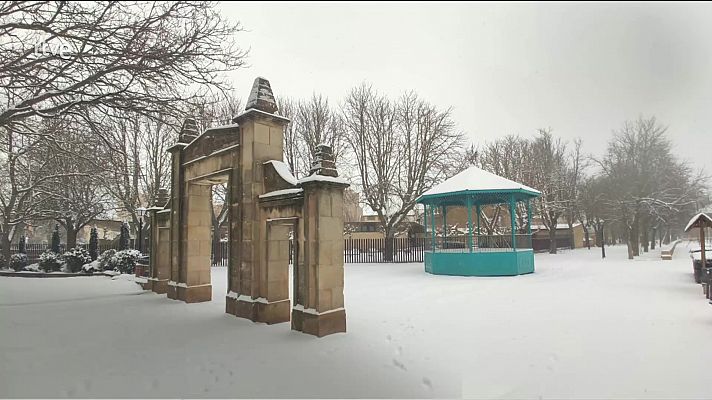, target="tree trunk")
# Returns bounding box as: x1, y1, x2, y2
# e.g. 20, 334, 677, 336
0, 228, 10, 267
641, 219, 649, 253
548, 225, 557, 254
650, 227, 656, 250
384, 229, 395, 261
663, 228, 670, 245
627, 228, 635, 260
599, 226, 606, 259
583, 225, 591, 249
631, 221, 640, 257
66, 228, 78, 249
